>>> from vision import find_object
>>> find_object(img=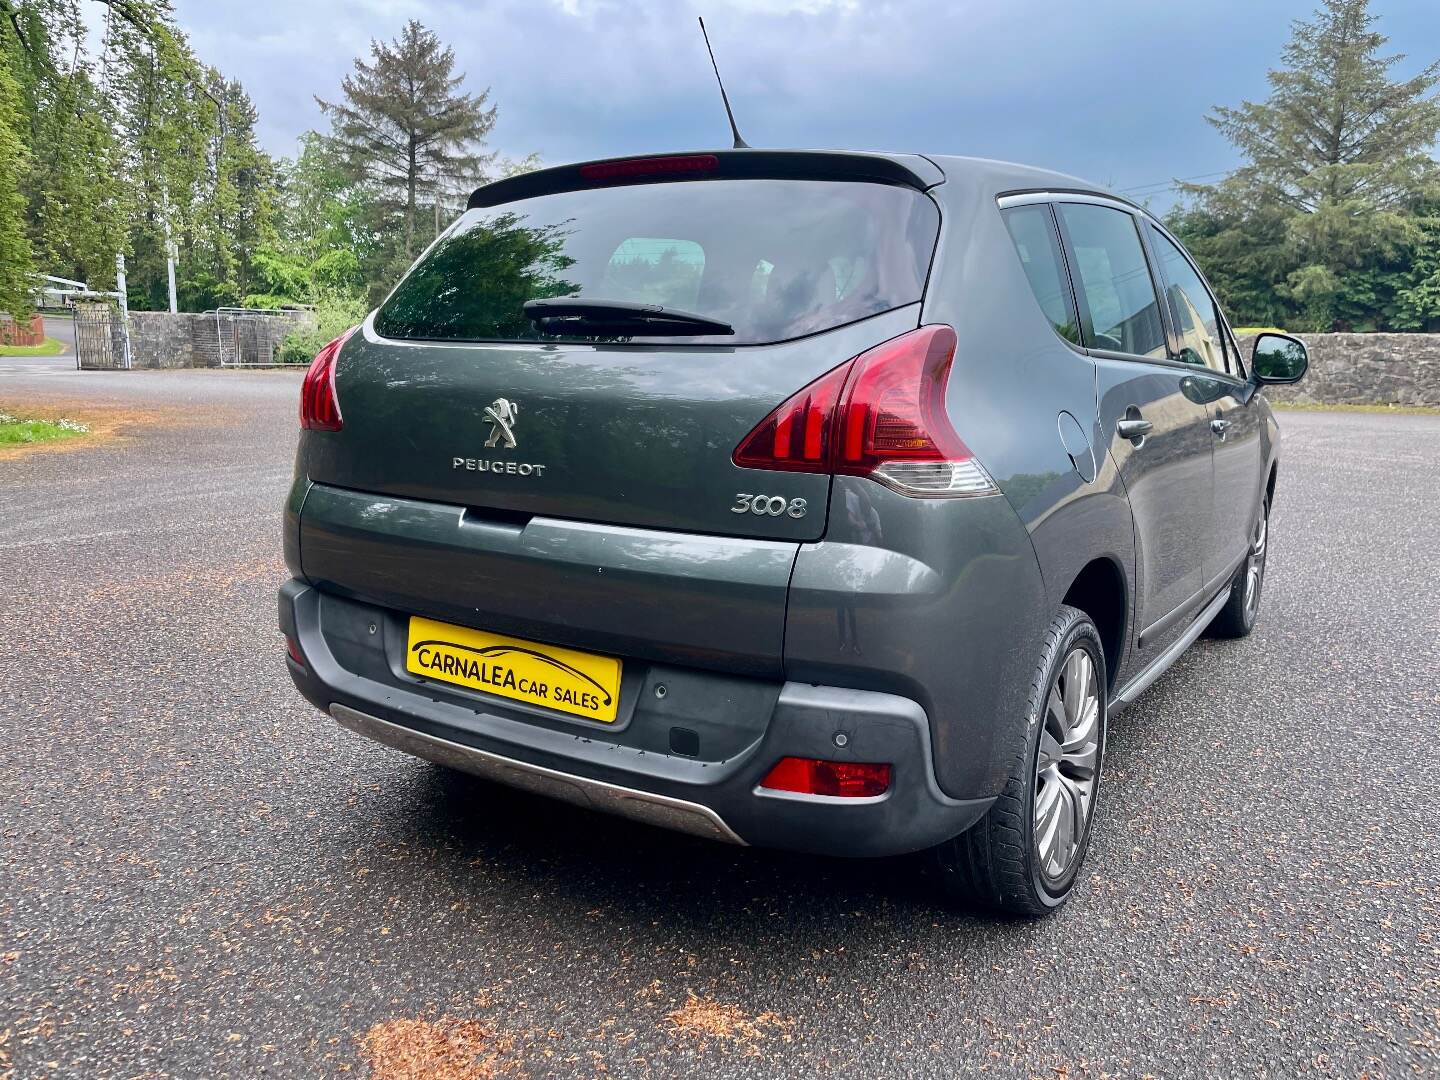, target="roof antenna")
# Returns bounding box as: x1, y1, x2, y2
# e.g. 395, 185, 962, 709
698, 17, 749, 149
